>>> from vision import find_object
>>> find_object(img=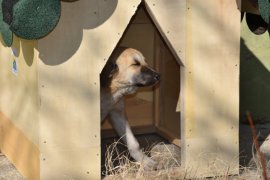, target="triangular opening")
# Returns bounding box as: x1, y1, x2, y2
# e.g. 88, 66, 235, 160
100, 4, 182, 175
